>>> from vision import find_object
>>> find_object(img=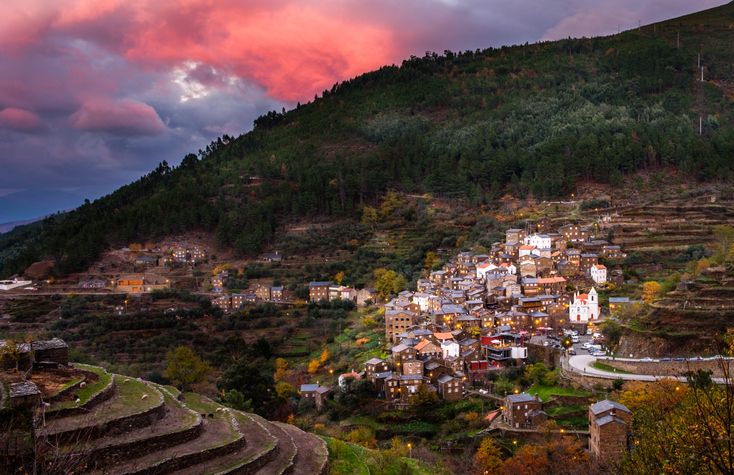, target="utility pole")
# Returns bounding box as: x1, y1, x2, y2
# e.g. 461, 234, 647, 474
701, 66, 704, 82
700, 116, 703, 136
677, 31, 680, 49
